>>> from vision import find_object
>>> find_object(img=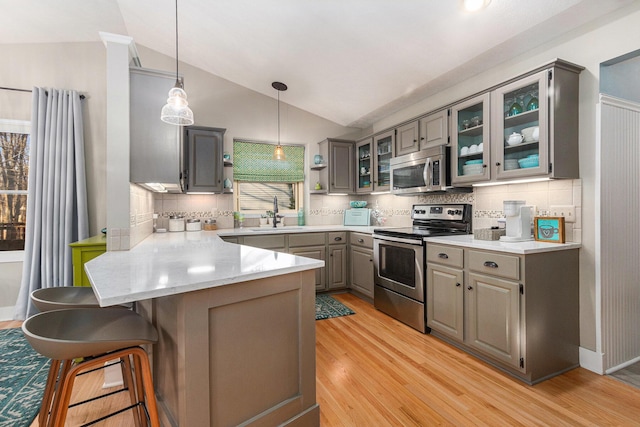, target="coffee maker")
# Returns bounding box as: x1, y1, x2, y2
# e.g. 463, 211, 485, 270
499, 200, 533, 242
